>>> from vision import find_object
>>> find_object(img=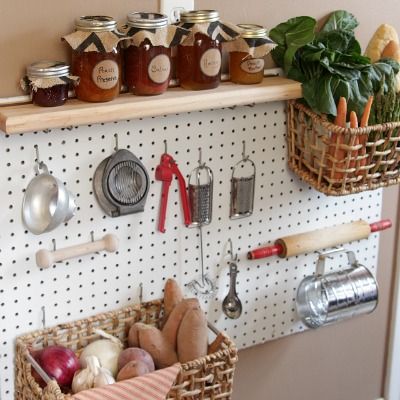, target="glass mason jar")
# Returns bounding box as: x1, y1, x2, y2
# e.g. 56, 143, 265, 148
177, 10, 222, 90
72, 16, 121, 102
230, 24, 267, 84
27, 61, 70, 107
124, 13, 171, 96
